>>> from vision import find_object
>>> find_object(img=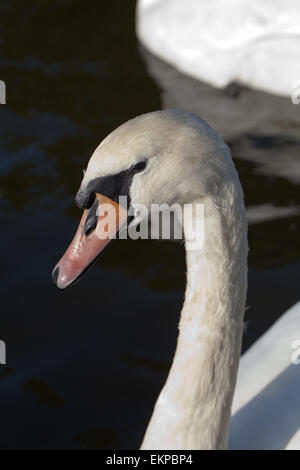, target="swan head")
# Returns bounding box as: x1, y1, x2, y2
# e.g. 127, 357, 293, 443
52, 110, 231, 289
